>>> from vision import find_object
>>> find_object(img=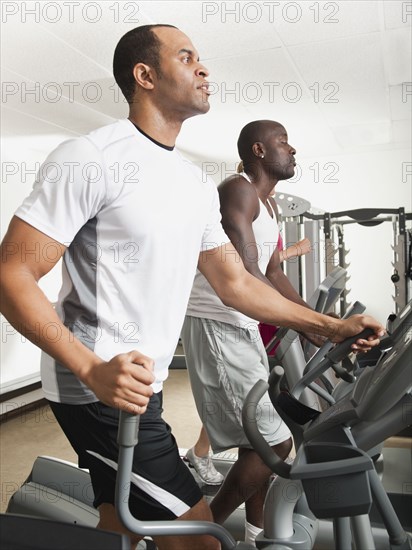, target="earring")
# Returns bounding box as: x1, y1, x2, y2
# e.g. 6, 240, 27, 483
261, 154, 265, 158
